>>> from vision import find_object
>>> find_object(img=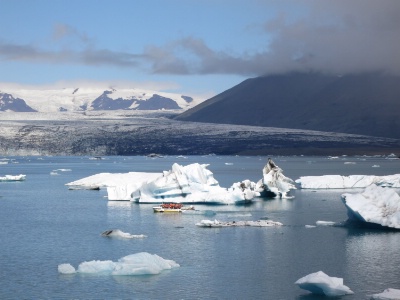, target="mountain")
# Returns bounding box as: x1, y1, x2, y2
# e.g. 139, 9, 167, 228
0, 93, 37, 112
0, 87, 198, 112
175, 72, 400, 139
